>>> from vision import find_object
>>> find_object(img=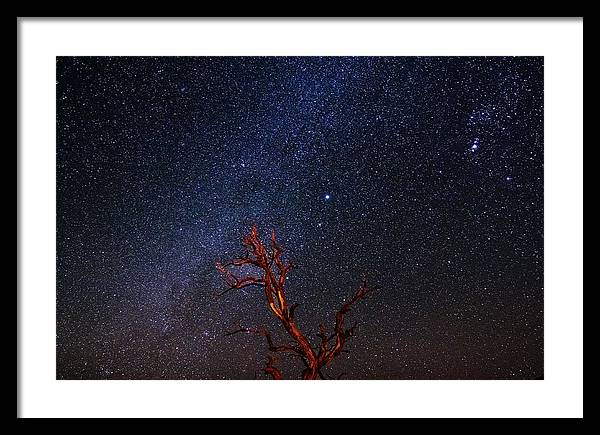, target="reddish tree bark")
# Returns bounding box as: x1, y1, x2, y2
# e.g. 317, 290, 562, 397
216, 225, 375, 380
